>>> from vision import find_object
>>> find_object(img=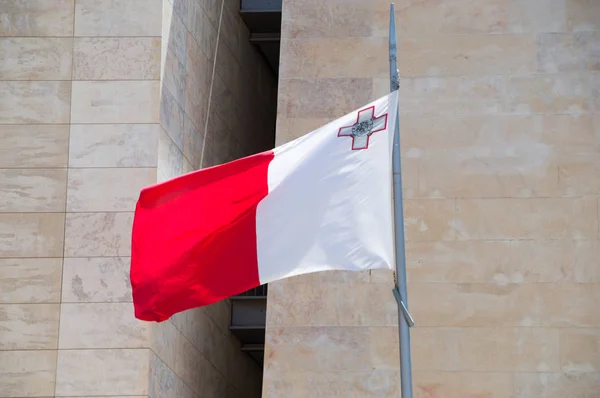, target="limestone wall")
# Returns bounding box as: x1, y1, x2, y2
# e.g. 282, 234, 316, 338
0, 0, 275, 397
1, 1, 161, 396
264, 1, 600, 397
